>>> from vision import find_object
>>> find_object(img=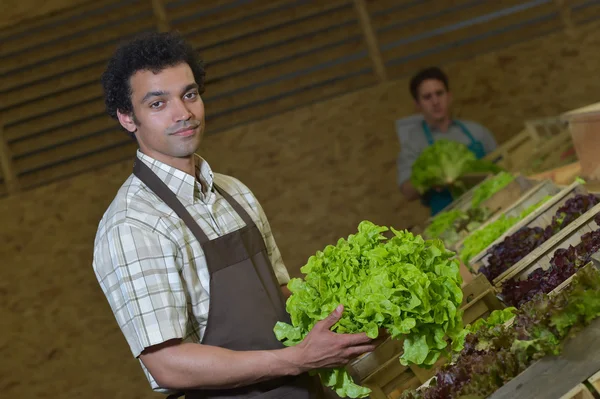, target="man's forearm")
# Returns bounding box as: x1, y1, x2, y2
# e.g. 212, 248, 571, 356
141, 341, 304, 390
